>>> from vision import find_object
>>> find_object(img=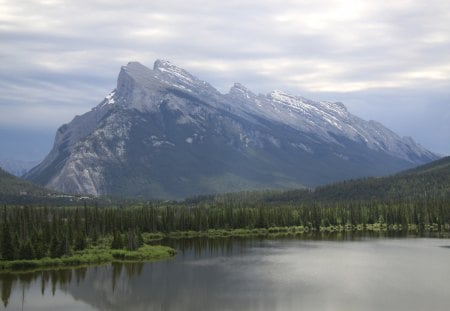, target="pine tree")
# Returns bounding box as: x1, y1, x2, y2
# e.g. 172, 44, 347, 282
32, 230, 46, 259
50, 234, 61, 258
91, 228, 98, 246
74, 231, 87, 251
59, 230, 71, 257
1, 222, 15, 261
19, 239, 35, 260
126, 230, 137, 251
136, 229, 144, 248
111, 231, 123, 249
